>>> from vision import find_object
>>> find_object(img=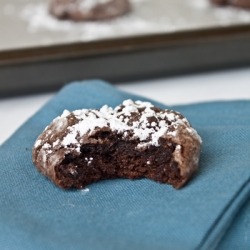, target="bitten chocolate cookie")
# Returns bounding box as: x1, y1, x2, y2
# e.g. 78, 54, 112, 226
211, 0, 250, 9
49, 0, 131, 21
32, 100, 202, 189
